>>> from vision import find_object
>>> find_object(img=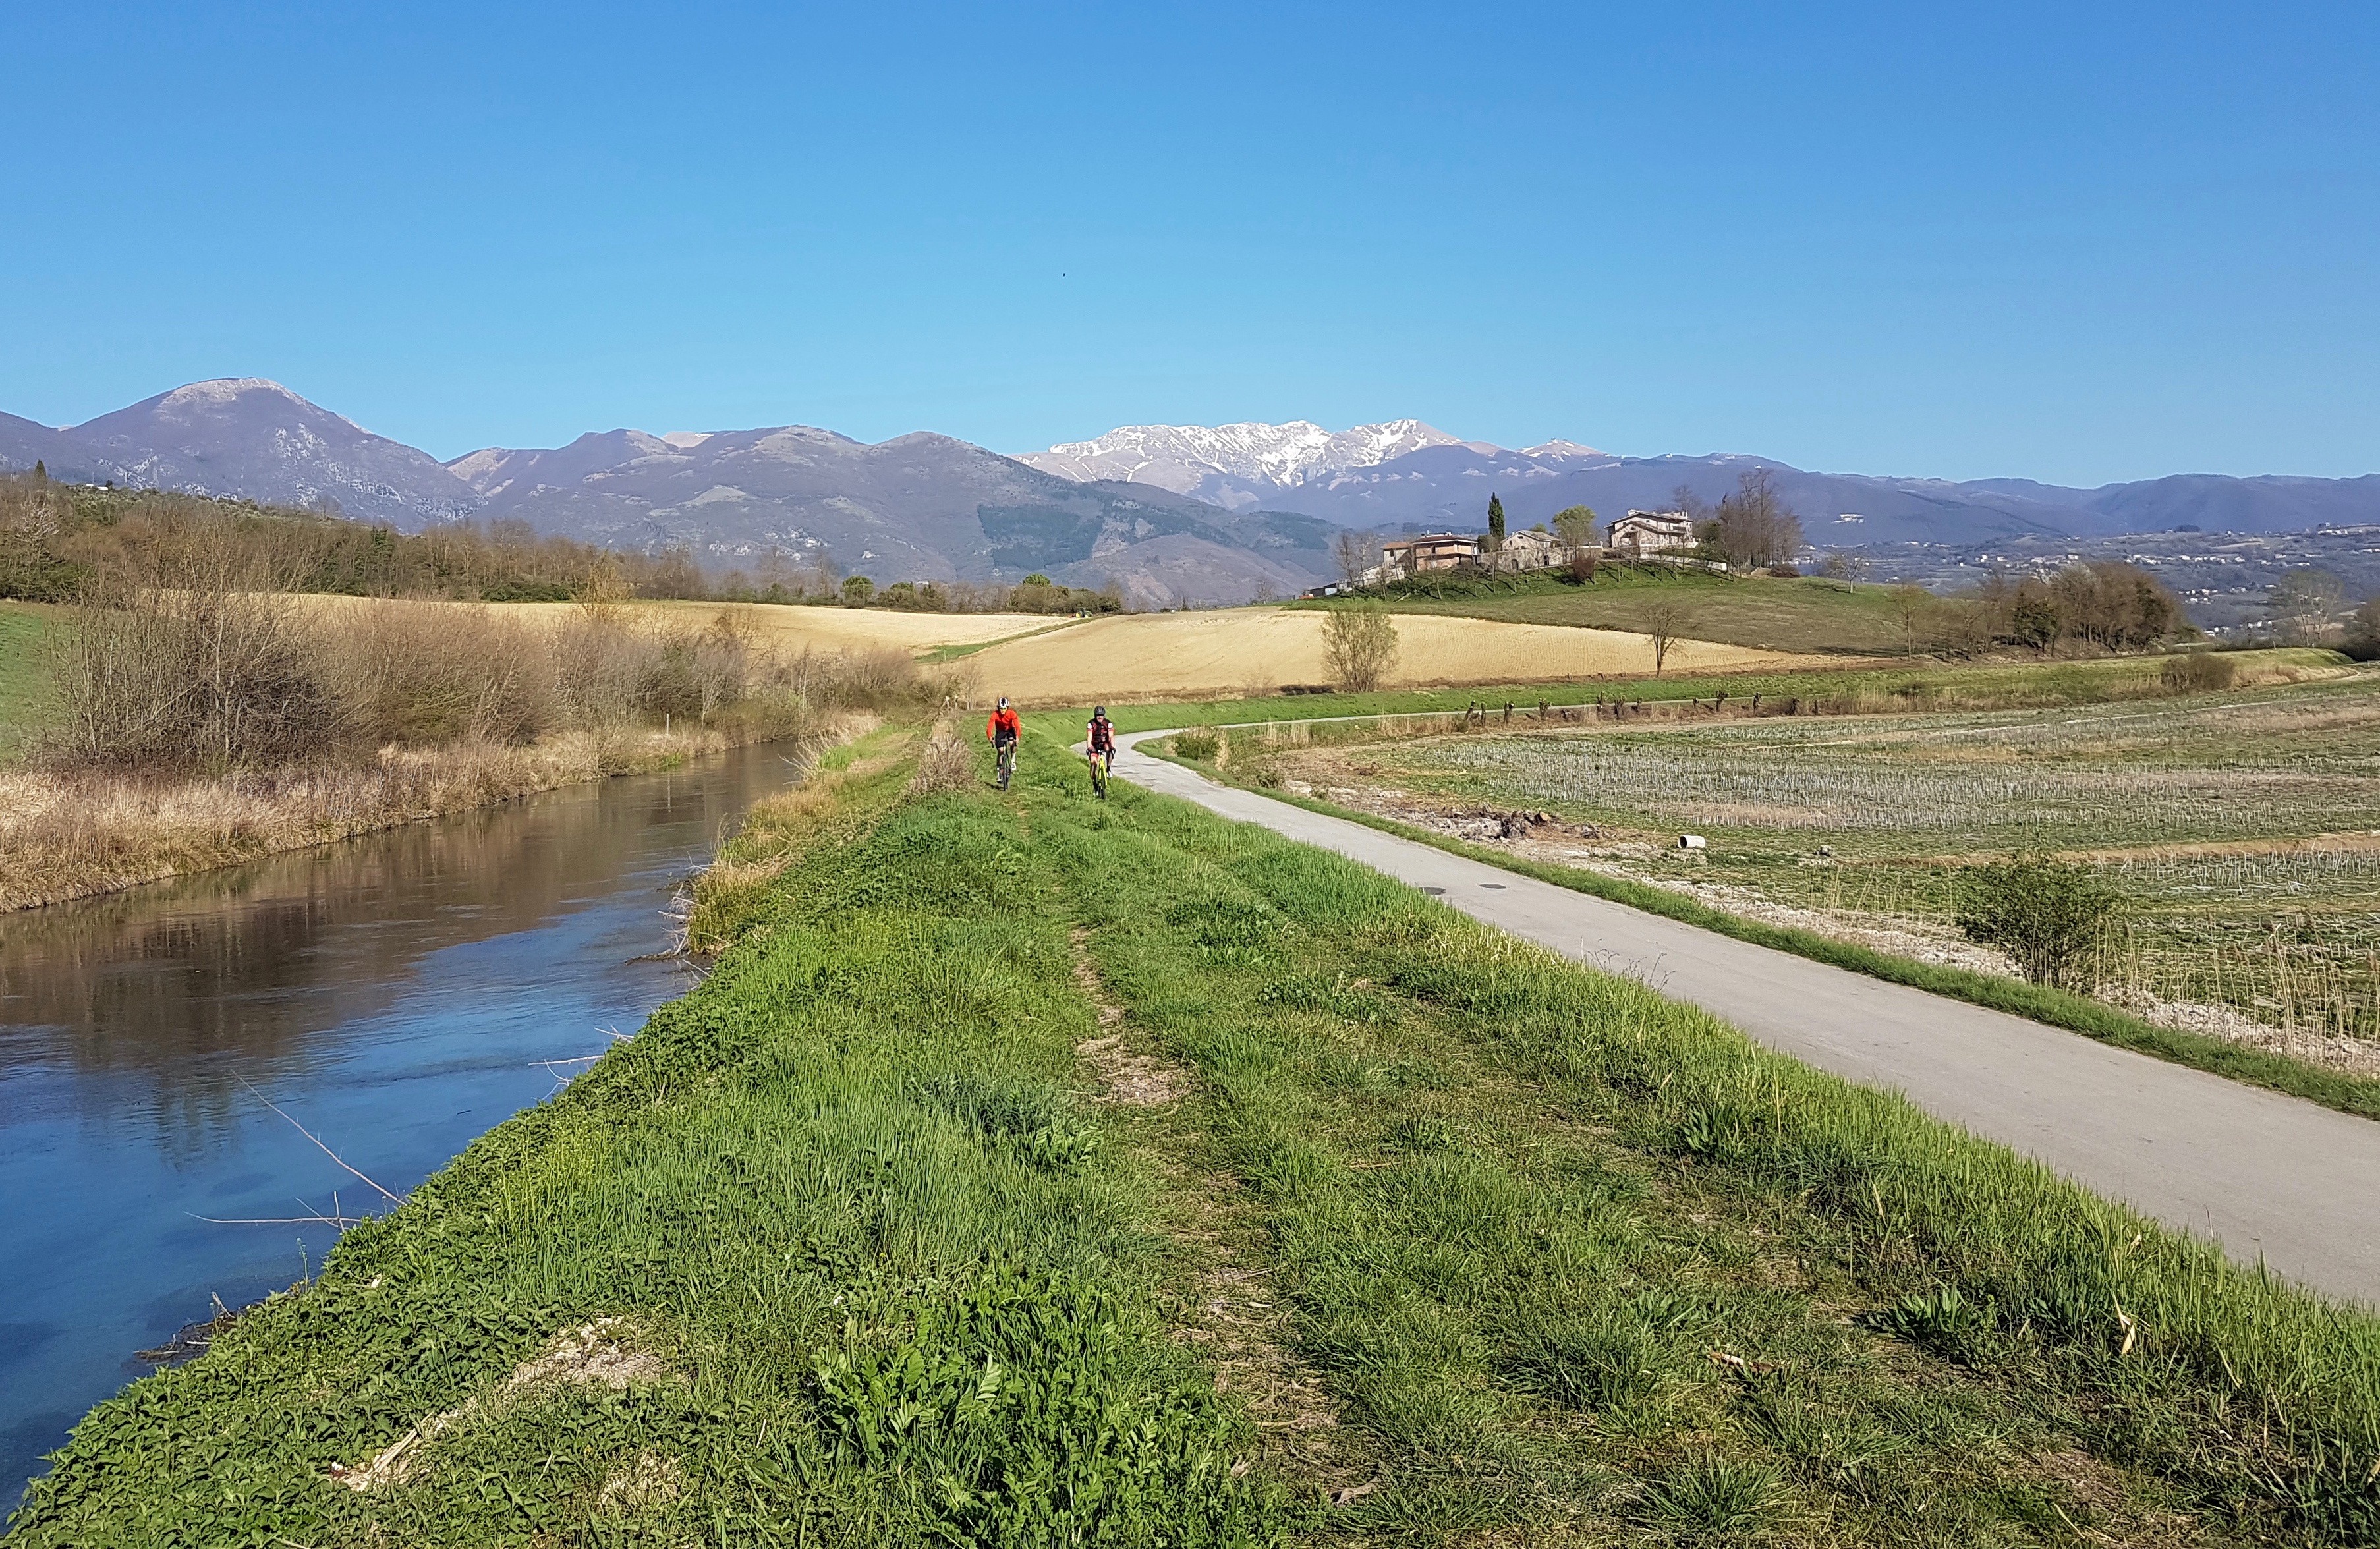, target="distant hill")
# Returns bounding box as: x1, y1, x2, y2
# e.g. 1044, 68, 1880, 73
2, 380, 478, 528
7, 385, 2375, 607
1017, 422, 2380, 546
0, 382, 1336, 607
447, 425, 1336, 607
